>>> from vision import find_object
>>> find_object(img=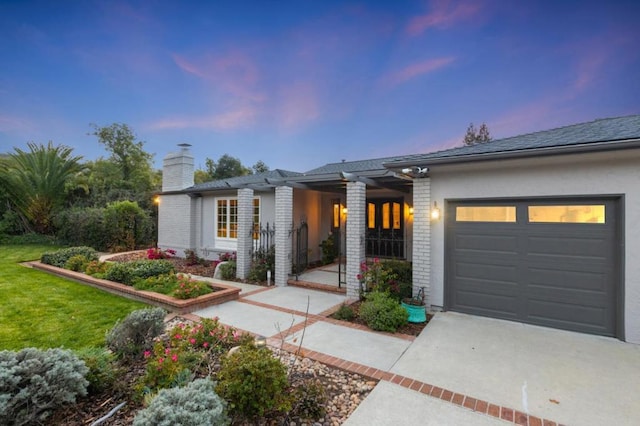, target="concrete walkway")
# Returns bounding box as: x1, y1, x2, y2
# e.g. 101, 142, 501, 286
191, 283, 640, 426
